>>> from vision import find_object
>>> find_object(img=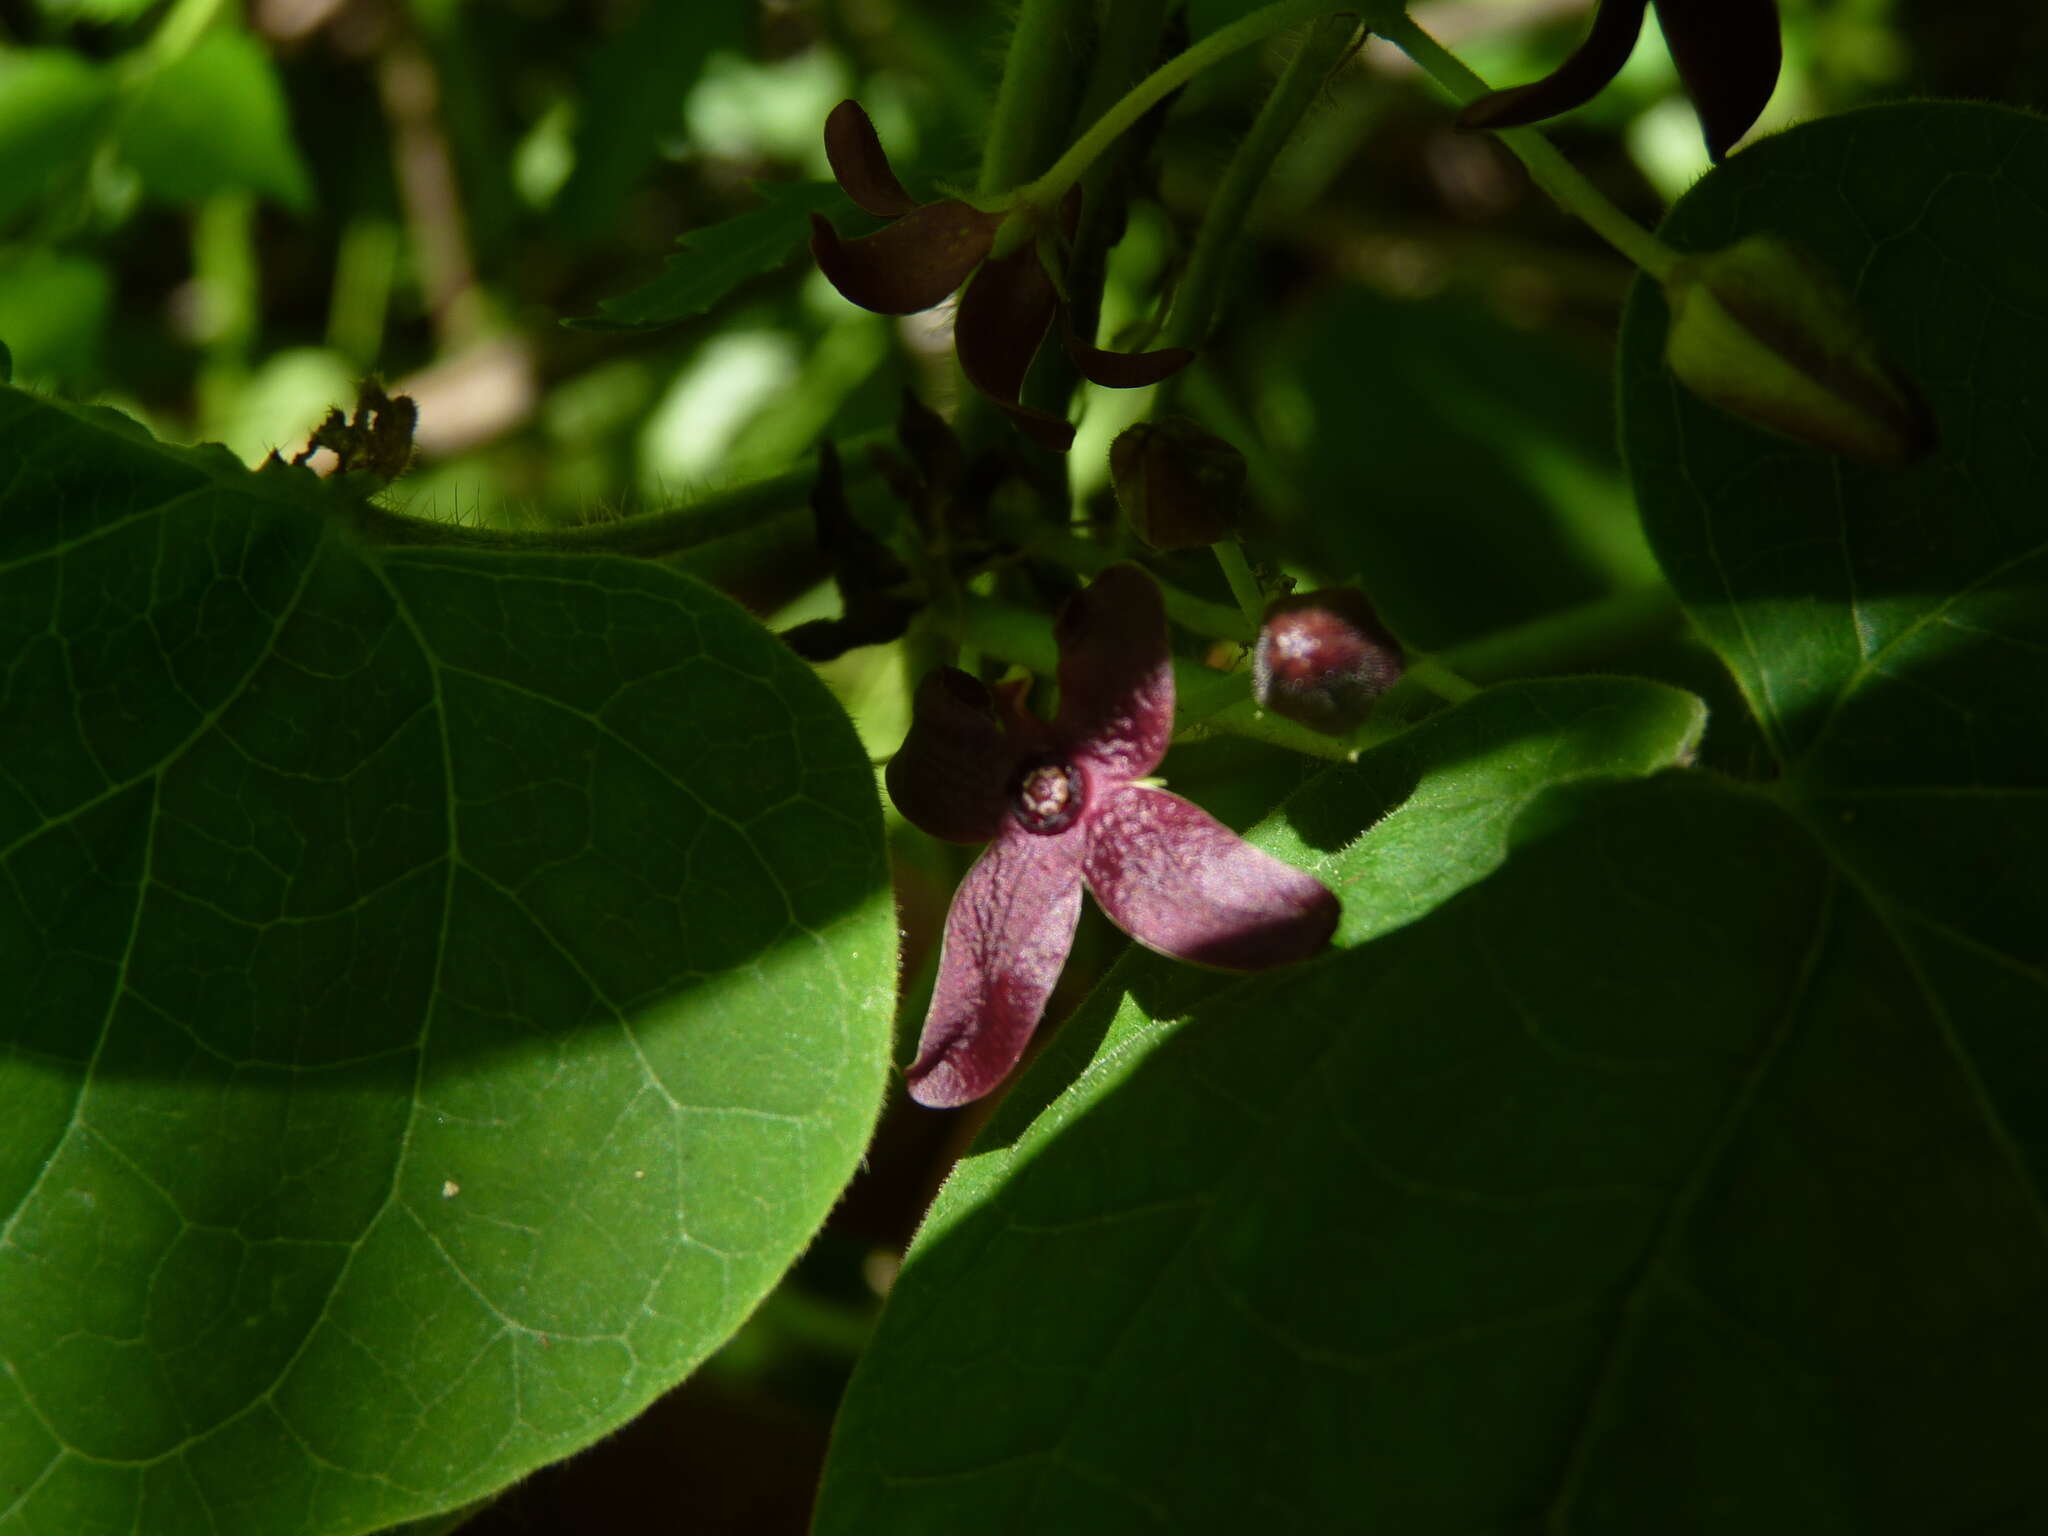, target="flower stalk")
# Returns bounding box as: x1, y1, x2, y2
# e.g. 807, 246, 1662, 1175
1372, 9, 1680, 281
